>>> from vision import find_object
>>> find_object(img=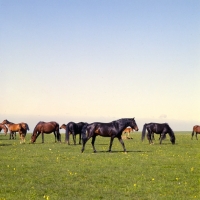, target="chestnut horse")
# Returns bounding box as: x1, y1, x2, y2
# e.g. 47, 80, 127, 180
81, 118, 139, 153
60, 122, 87, 145
31, 121, 61, 143
0, 123, 8, 135
122, 127, 133, 139
191, 125, 200, 140
2, 119, 29, 143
